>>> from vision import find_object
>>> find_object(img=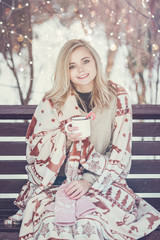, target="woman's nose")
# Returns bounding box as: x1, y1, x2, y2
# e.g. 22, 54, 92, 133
78, 66, 85, 73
